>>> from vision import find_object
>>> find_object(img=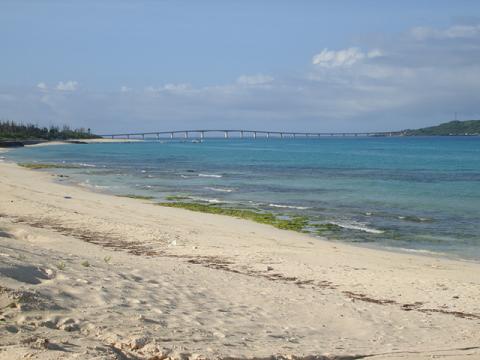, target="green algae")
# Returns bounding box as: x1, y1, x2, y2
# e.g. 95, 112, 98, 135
157, 201, 309, 232
19, 163, 81, 169
117, 194, 155, 200
313, 223, 343, 234
165, 195, 191, 201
